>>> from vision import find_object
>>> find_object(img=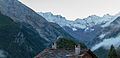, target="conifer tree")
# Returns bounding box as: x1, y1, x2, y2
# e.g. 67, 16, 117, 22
117, 45, 120, 58
108, 45, 117, 58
